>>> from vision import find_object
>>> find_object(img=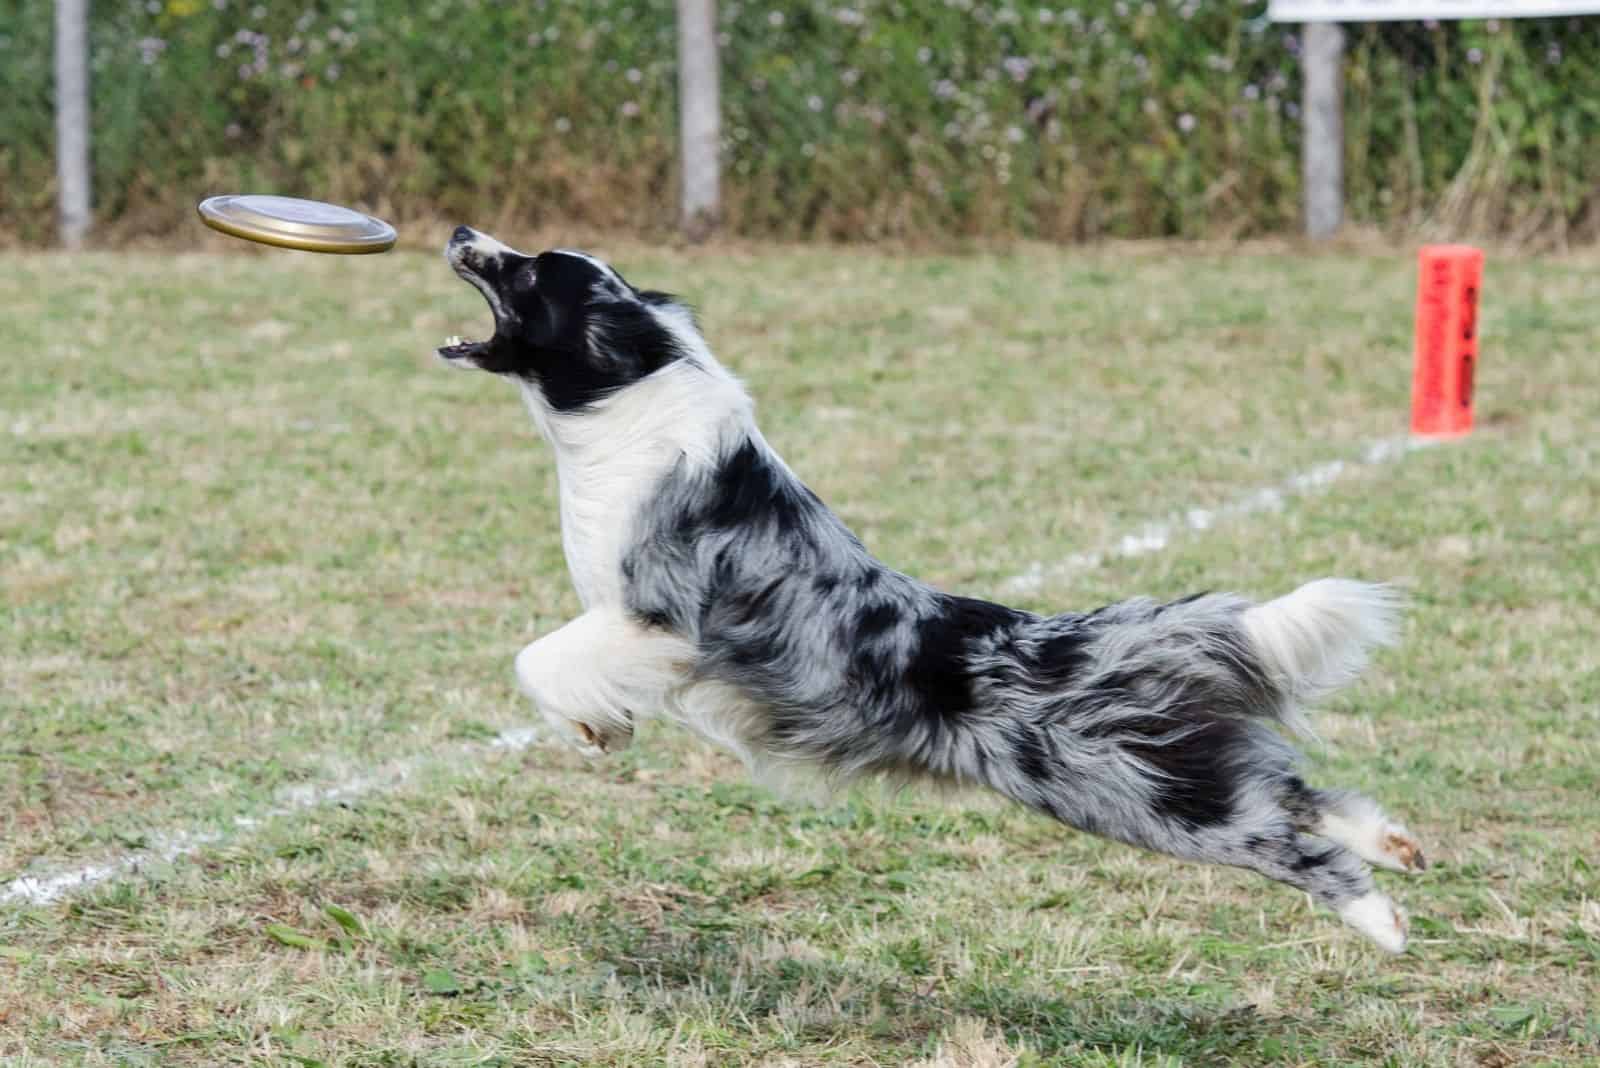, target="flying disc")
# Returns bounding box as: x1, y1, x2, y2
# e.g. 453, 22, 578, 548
197, 194, 396, 254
